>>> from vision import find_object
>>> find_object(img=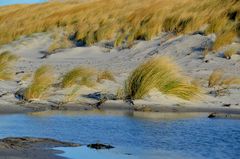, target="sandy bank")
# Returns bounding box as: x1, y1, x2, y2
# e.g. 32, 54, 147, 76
0, 137, 80, 159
